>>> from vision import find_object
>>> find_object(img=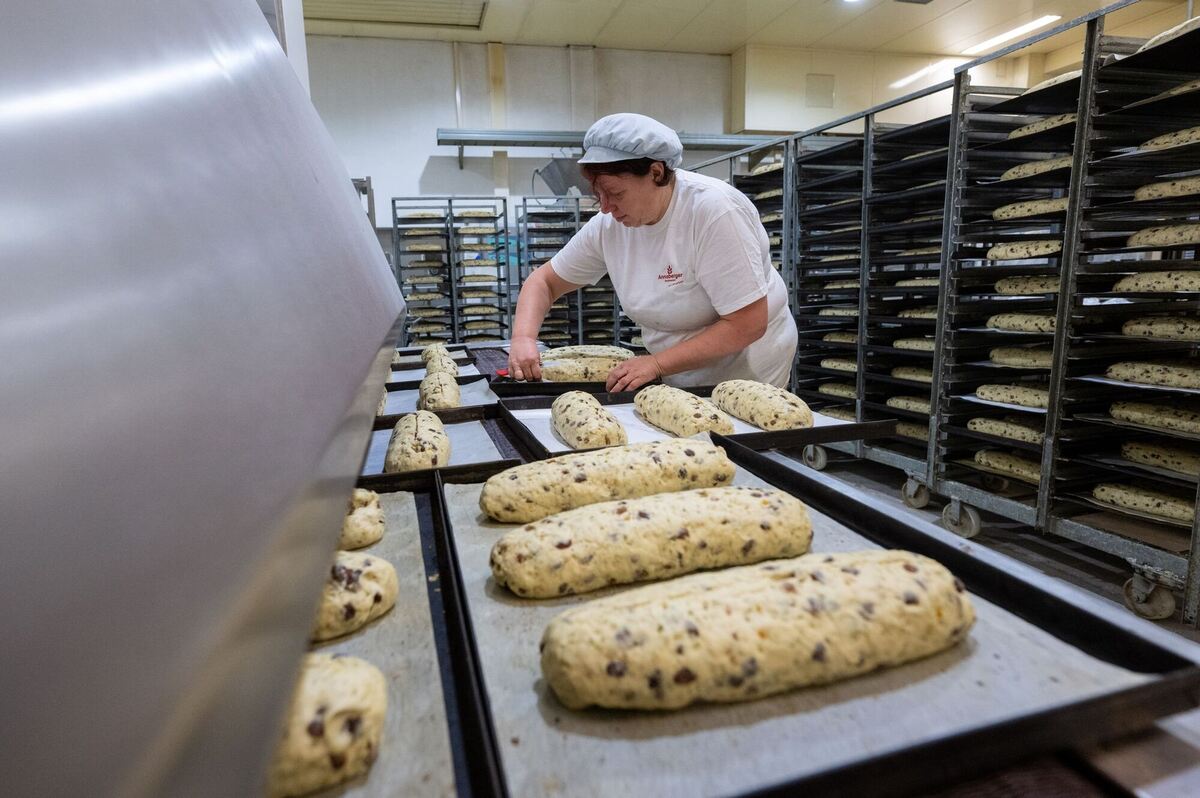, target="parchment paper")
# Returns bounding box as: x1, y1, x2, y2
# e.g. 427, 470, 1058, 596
442, 472, 1149, 798
362, 421, 502, 475
312, 492, 456, 797
382, 380, 499, 415
390, 363, 481, 382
